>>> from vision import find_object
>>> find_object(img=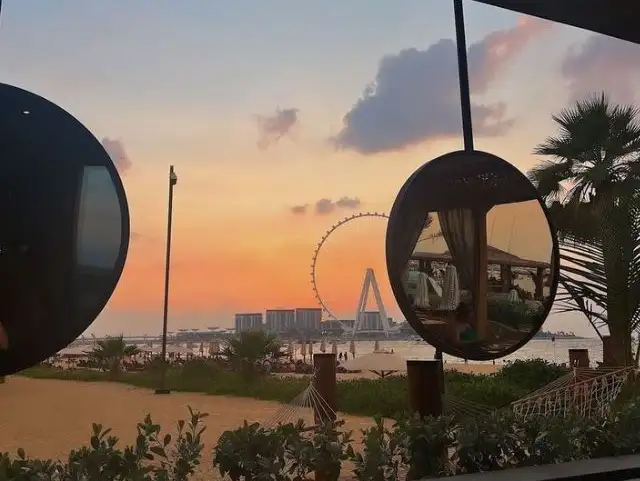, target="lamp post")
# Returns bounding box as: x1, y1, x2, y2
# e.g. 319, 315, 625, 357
155, 165, 177, 395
